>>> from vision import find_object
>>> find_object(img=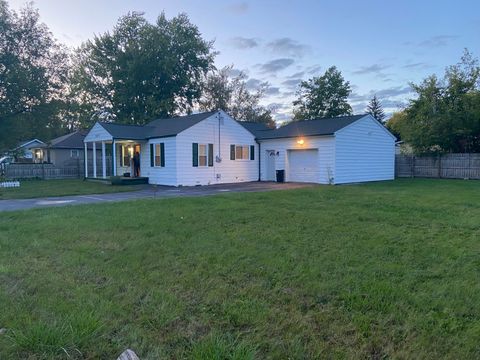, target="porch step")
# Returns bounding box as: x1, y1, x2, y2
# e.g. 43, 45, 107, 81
111, 176, 149, 185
